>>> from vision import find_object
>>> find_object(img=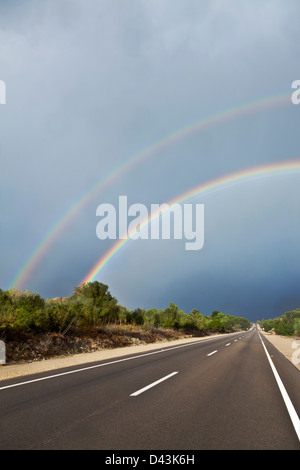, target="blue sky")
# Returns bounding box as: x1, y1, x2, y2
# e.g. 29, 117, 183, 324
0, 0, 300, 321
